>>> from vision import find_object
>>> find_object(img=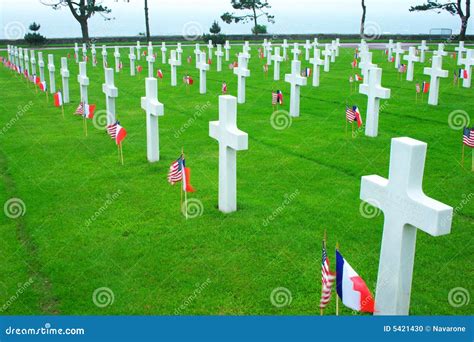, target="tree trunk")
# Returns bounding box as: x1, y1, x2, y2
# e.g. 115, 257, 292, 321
252, 6, 258, 35
144, 0, 151, 42
360, 0, 367, 37
459, 16, 468, 40
79, 18, 89, 43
